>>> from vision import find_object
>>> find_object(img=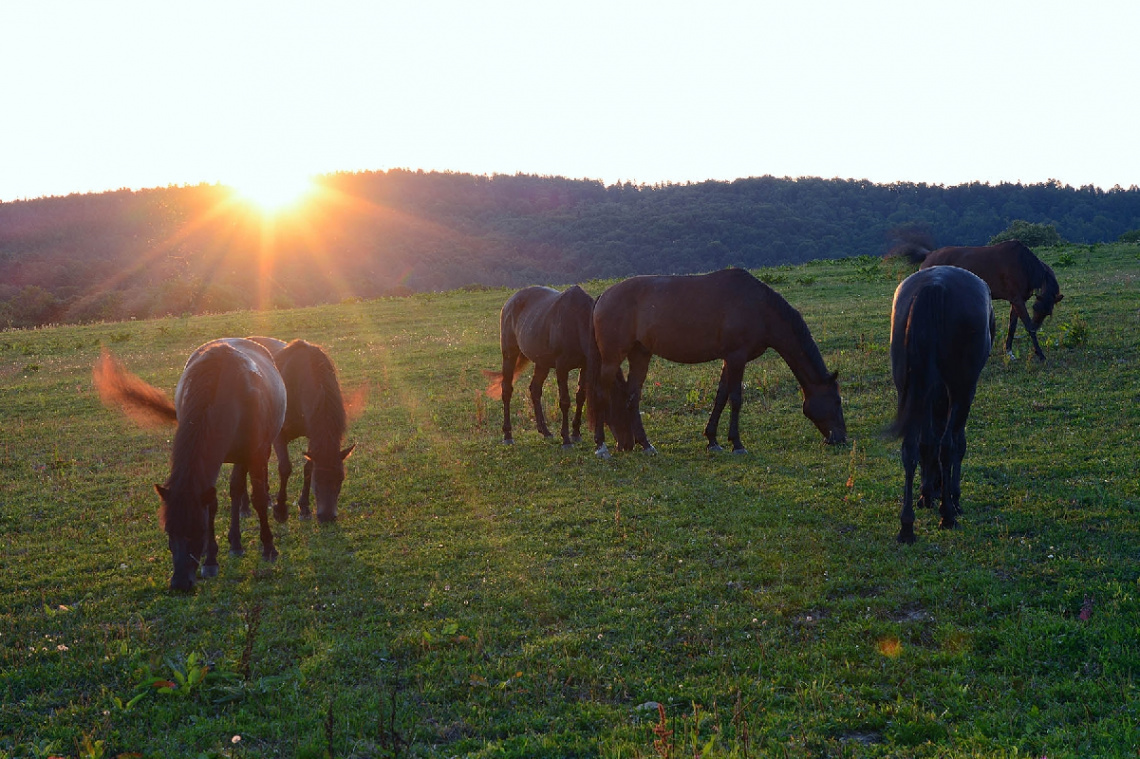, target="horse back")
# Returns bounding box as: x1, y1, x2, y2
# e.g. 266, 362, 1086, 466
921, 240, 1039, 302
505, 285, 593, 367
175, 338, 286, 460
594, 269, 774, 364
